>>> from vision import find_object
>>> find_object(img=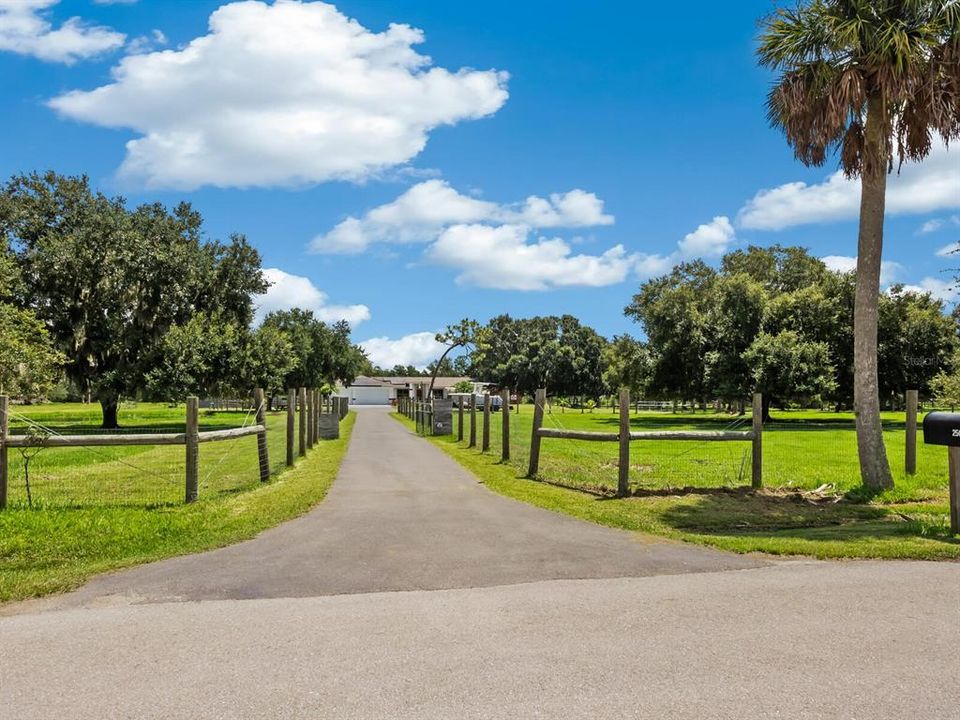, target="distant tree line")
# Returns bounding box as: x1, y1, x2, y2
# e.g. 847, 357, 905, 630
625, 246, 956, 419
450, 246, 956, 418
0, 172, 367, 427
